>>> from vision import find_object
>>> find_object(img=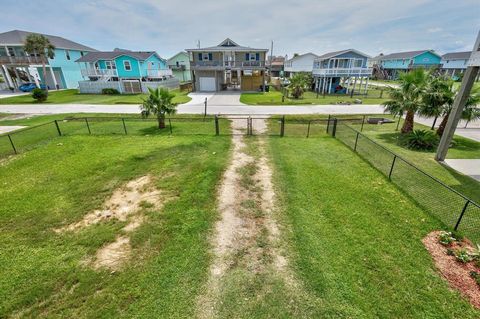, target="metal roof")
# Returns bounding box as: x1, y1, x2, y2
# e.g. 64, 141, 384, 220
316, 49, 371, 60
76, 50, 160, 63
0, 30, 97, 52
442, 51, 472, 60
186, 38, 268, 52
376, 50, 440, 60
286, 52, 319, 62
